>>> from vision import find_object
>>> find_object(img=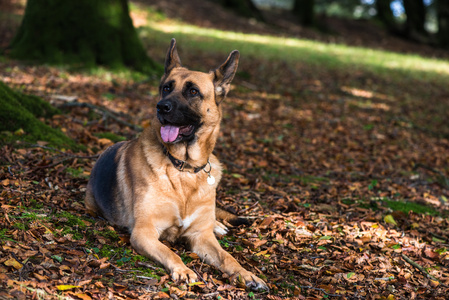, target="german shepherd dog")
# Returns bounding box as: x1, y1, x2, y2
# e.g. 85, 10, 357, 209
85, 39, 268, 290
